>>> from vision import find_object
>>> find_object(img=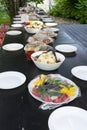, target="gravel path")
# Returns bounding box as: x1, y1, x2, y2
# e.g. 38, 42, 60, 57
52, 16, 80, 24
